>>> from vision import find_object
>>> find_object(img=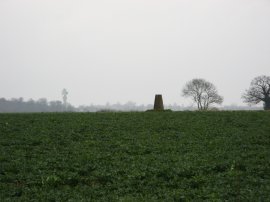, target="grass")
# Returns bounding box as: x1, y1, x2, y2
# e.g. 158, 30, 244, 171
0, 111, 270, 201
